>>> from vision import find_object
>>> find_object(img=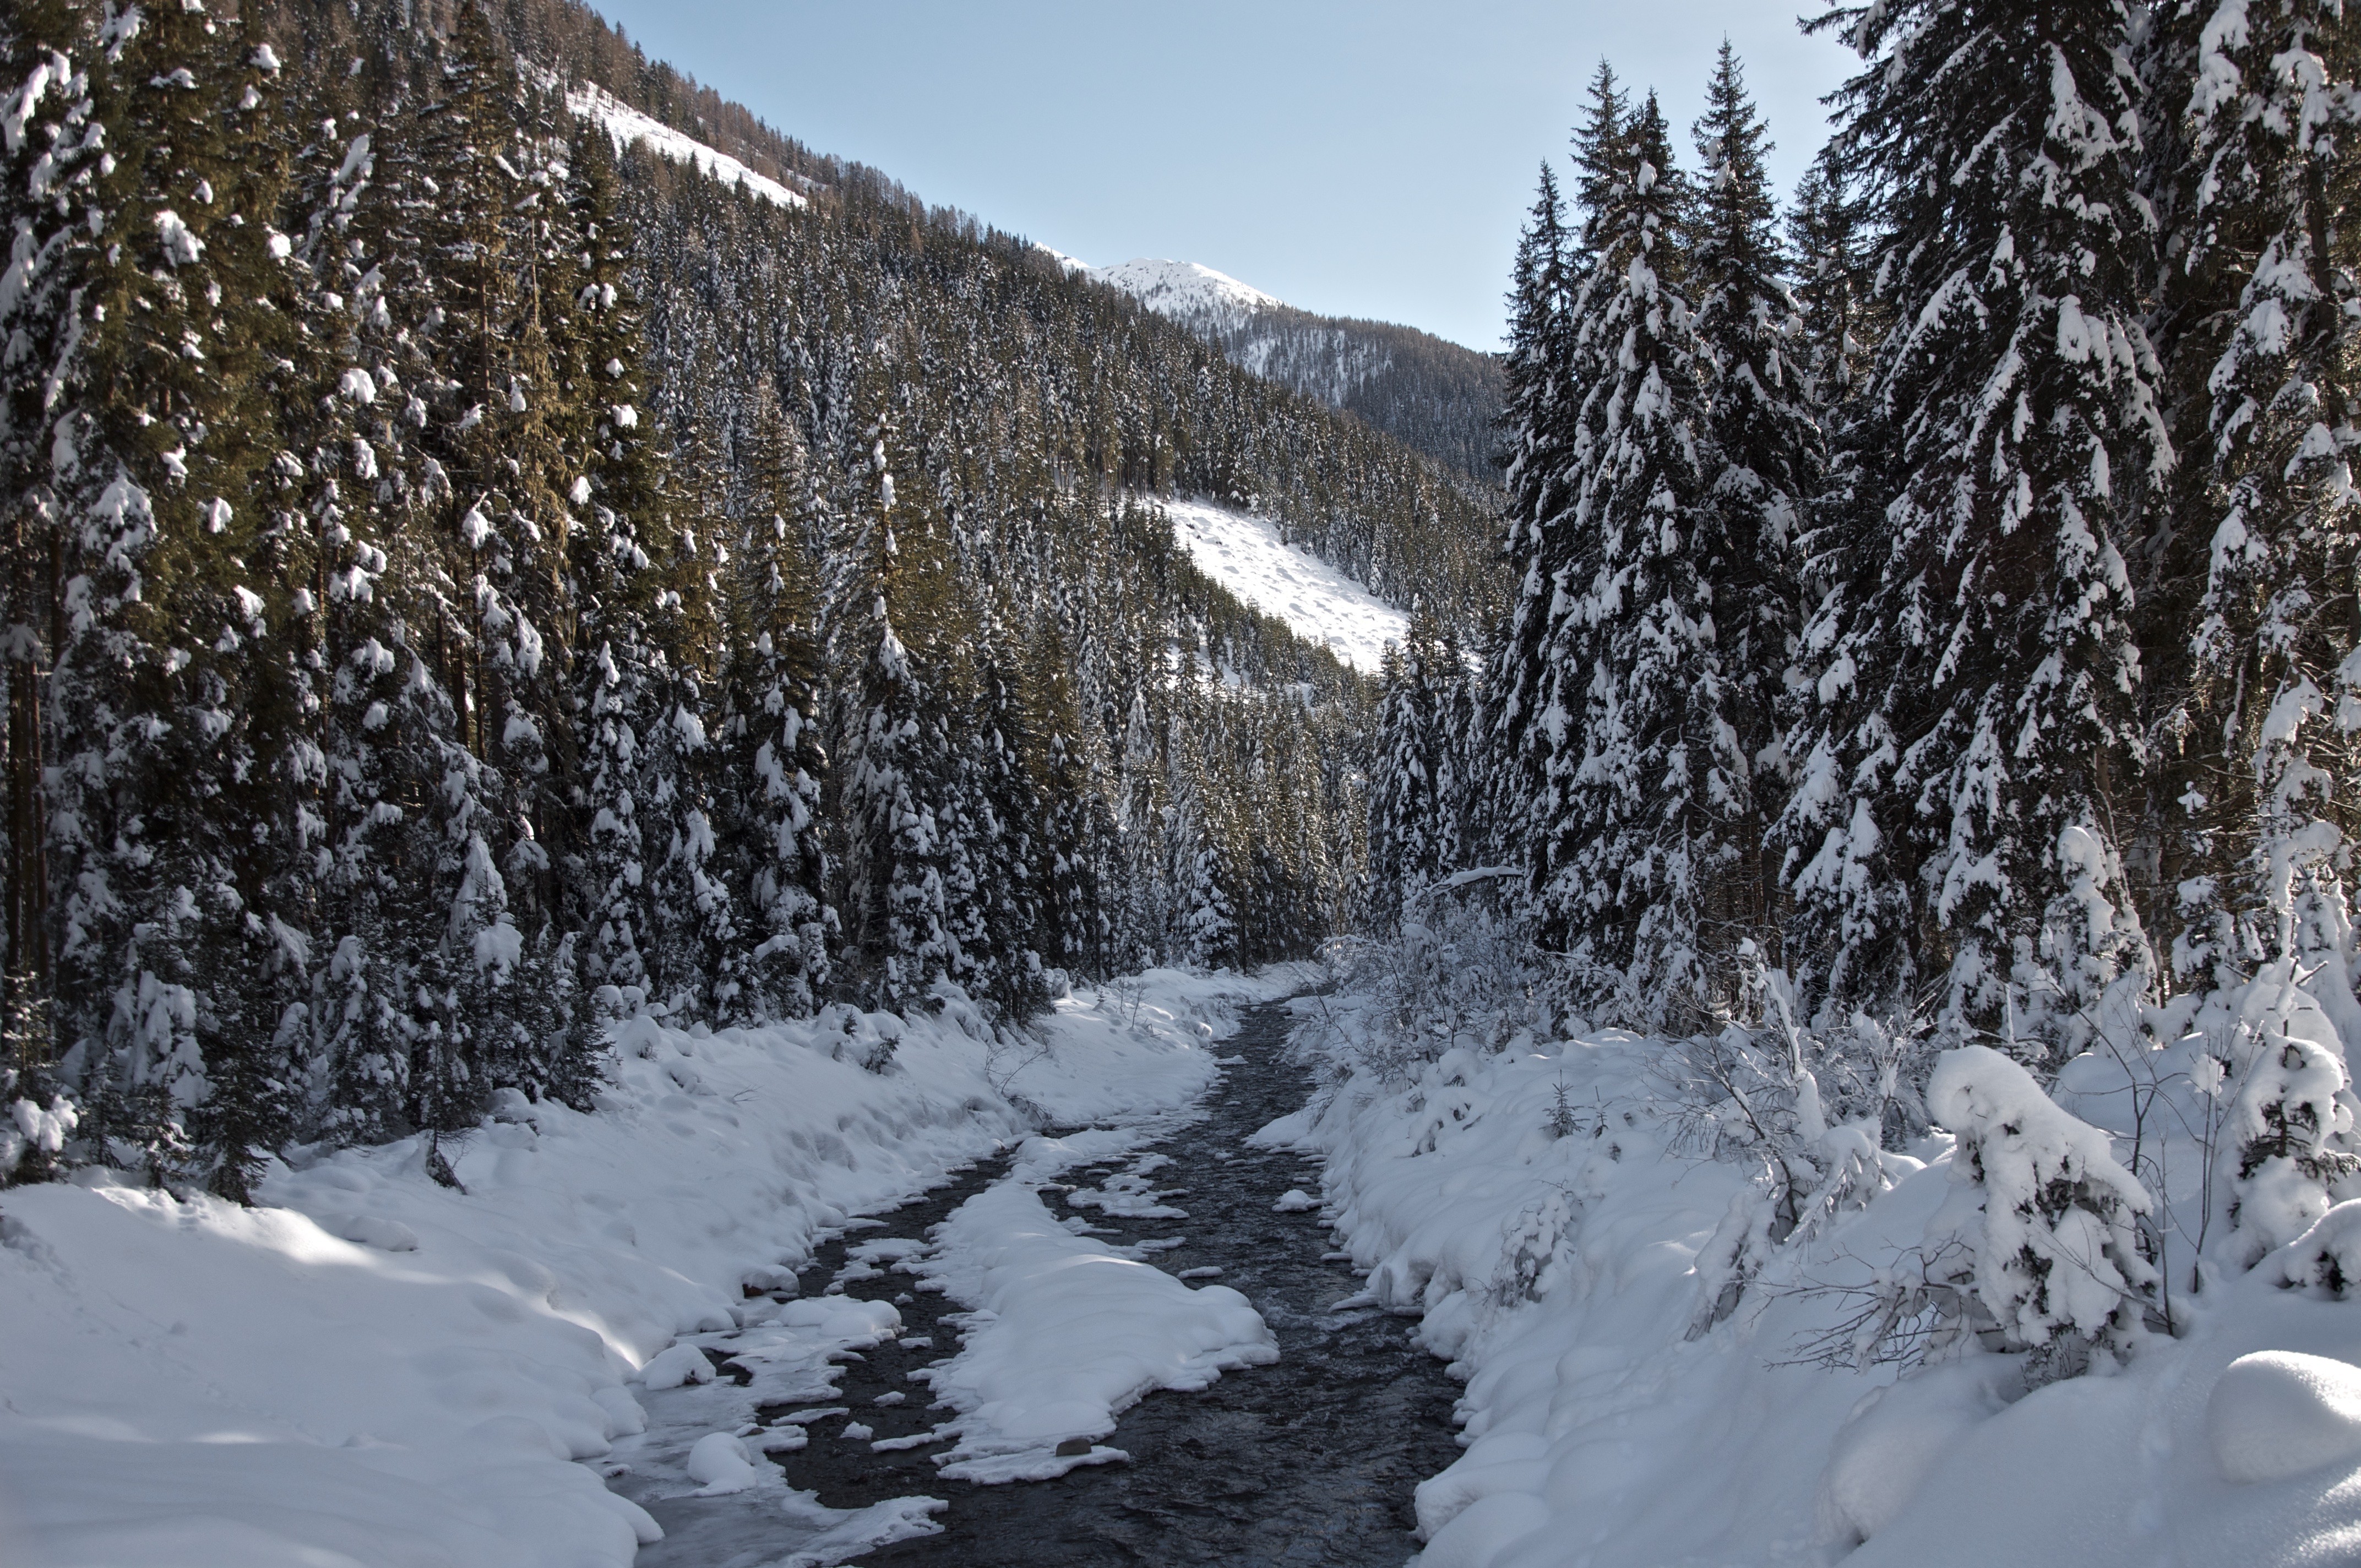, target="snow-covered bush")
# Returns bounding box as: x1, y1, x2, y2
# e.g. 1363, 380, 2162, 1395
1927, 1046, 2157, 1380
1326, 889, 1546, 1085
1668, 952, 1918, 1245
2272, 1200, 2361, 1300
2179, 964, 2361, 1267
